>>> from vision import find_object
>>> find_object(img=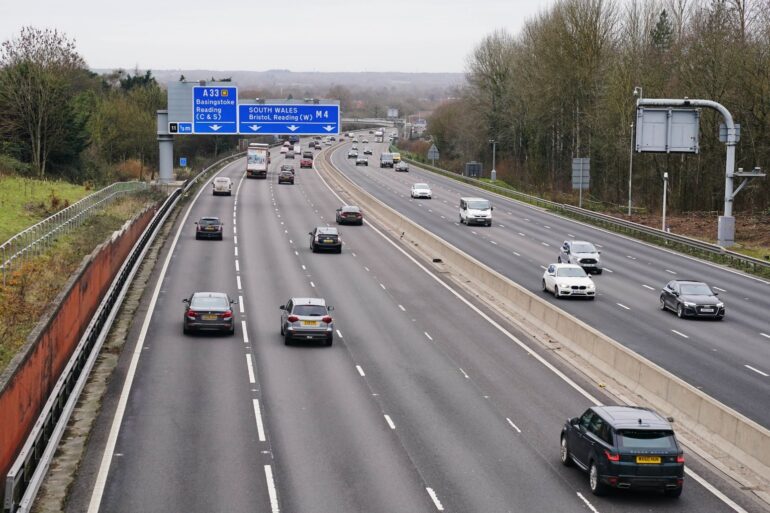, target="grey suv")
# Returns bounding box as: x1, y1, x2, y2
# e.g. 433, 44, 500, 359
558, 240, 602, 274
280, 297, 334, 346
